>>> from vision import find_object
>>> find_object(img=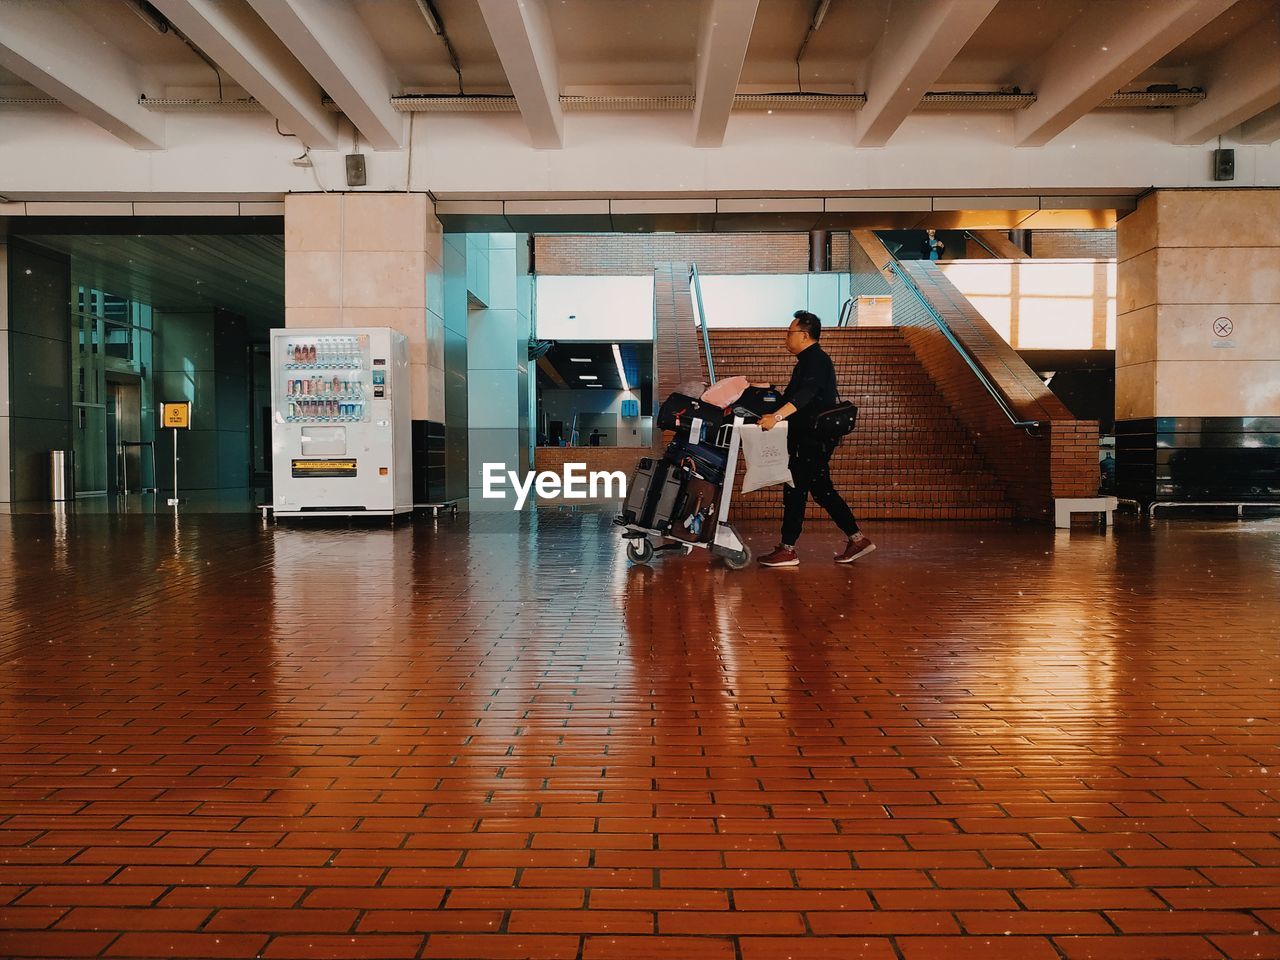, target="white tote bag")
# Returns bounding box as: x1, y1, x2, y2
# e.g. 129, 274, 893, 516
738, 422, 793, 494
